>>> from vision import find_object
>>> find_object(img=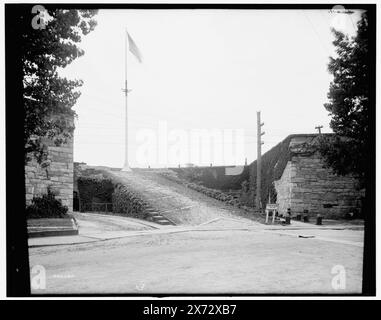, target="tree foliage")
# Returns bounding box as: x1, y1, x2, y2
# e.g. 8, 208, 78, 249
20, 7, 98, 164
319, 12, 370, 185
